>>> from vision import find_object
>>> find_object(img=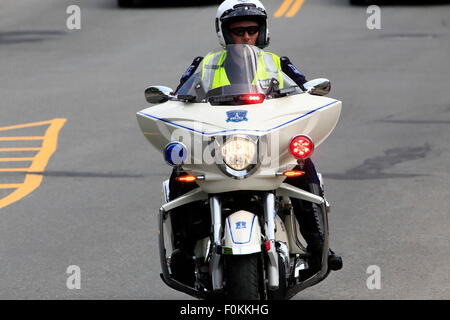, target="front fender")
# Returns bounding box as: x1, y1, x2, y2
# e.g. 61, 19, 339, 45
222, 210, 262, 255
